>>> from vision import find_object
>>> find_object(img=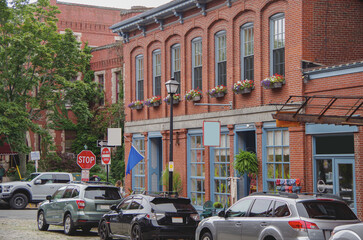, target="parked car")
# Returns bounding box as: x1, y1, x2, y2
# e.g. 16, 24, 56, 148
196, 192, 360, 240
0, 172, 73, 209
330, 222, 363, 240
37, 182, 123, 235
98, 192, 200, 240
